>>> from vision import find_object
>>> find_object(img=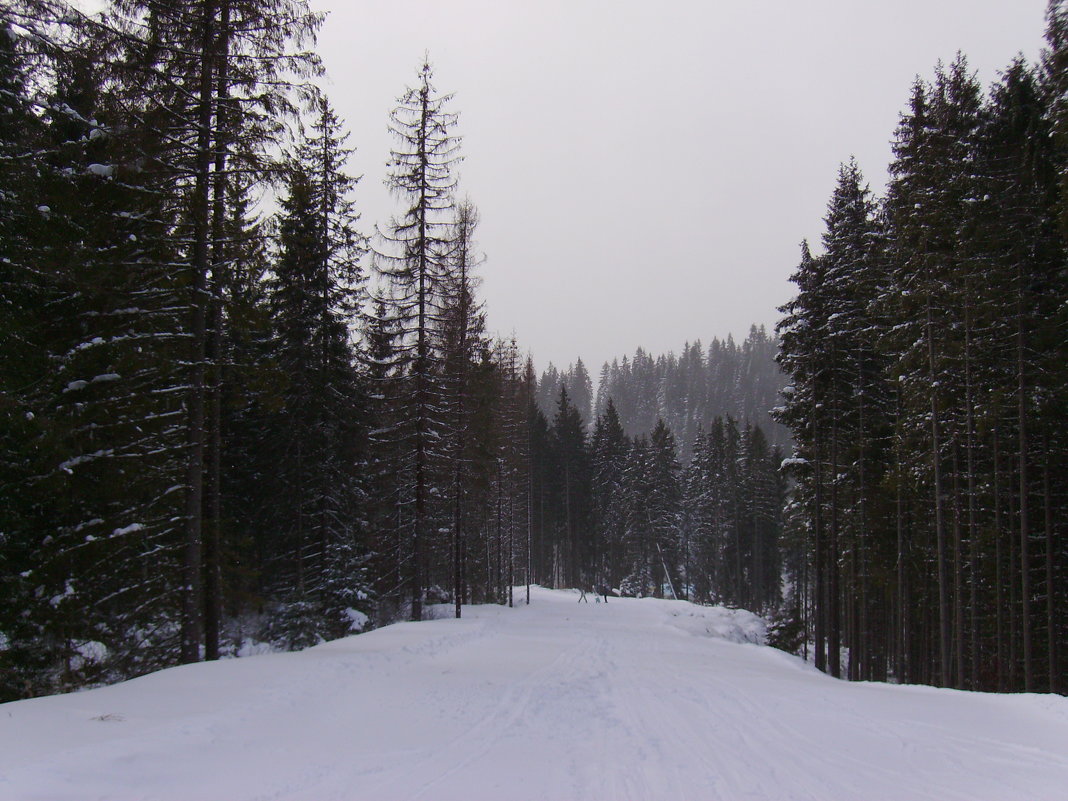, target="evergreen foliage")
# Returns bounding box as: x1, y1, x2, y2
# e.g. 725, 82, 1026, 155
5, 0, 1058, 709
777, 30, 1068, 691
563, 329, 789, 459
372, 60, 461, 622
